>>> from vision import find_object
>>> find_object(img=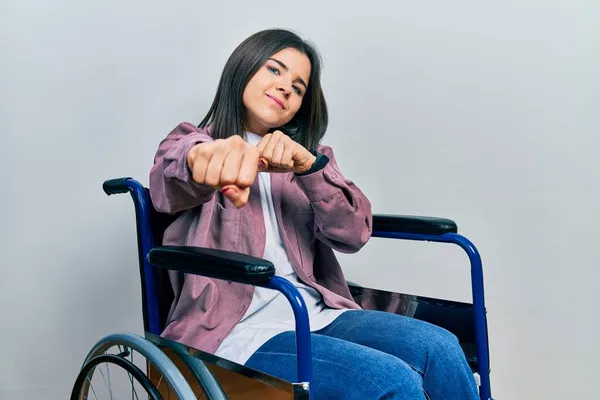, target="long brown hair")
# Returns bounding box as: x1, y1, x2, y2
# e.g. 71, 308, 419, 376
199, 29, 328, 151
